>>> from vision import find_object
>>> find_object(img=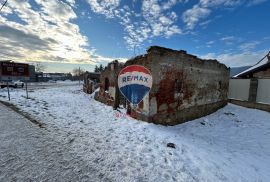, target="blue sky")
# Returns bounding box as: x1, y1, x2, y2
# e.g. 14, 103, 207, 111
0, 0, 269, 73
